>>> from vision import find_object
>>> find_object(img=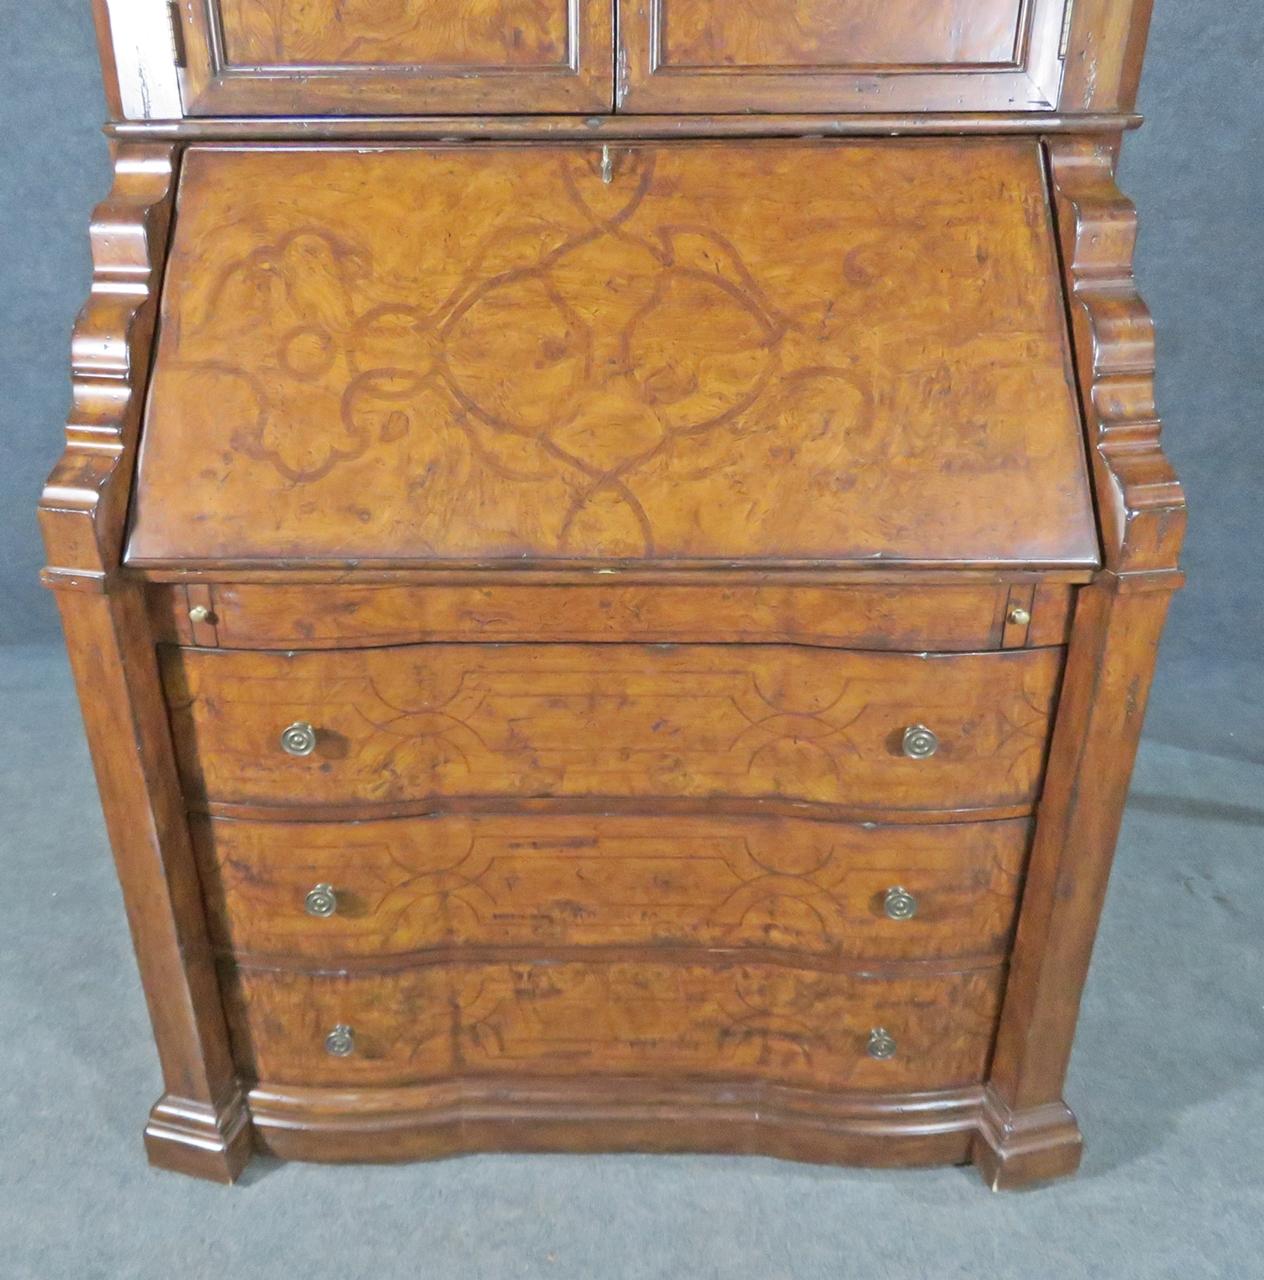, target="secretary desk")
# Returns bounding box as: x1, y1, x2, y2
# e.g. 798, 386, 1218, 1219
40, 0, 1186, 1188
